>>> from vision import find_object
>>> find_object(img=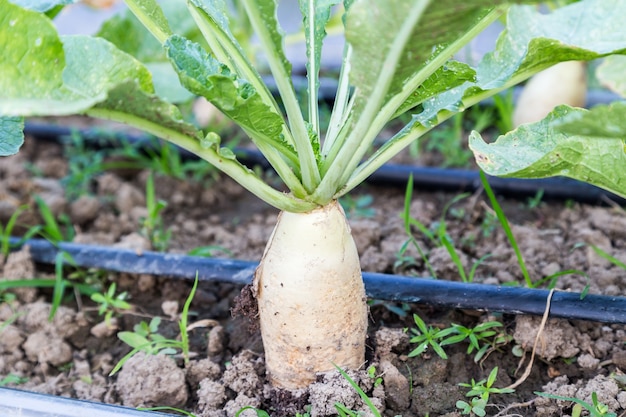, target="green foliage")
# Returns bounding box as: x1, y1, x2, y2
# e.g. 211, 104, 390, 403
442, 321, 509, 363
187, 245, 233, 258
408, 314, 457, 360
339, 194, 375, 219
409, 314, 511, 362
366, 365, 383, 387
118, 316, 177, 356
5, 0, 626, 211
140, 172, 172, 252
398, 177, 490, 282
0, 374, 28, 387
535, 391, 616, 417
34, 196, 75, 244
108, 136, 221, 183
61, 131, 107, 200
90, 282, 132, 325
457, 367, 514, 416
111, 276, 198, 376
479, 171, 532, 286
333, 364, 381, 417
0, 205, 40, 259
